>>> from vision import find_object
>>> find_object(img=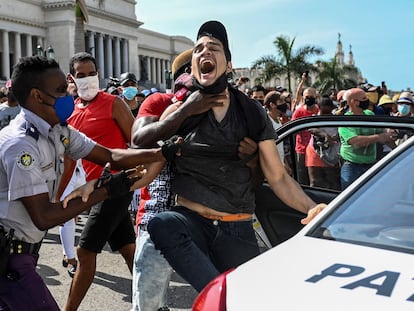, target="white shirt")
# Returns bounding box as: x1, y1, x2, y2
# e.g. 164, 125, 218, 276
0, 108, 95, 243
